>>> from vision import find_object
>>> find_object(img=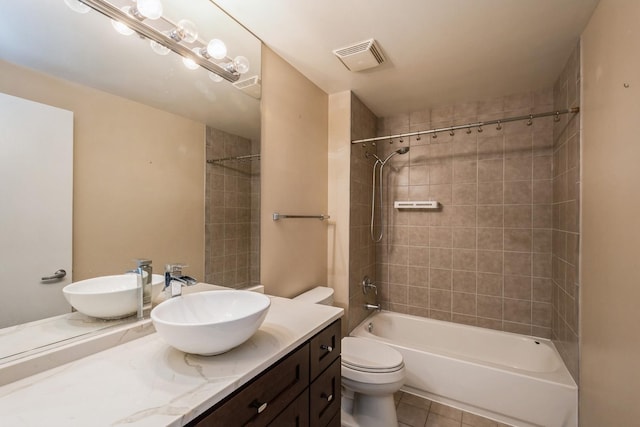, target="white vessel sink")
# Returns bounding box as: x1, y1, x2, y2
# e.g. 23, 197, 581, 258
150, 290, 271, 356
63, 274, 165, 319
